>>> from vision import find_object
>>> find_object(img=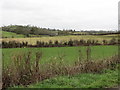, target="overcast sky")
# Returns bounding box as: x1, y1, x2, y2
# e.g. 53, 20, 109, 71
0, 0, 119, 30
